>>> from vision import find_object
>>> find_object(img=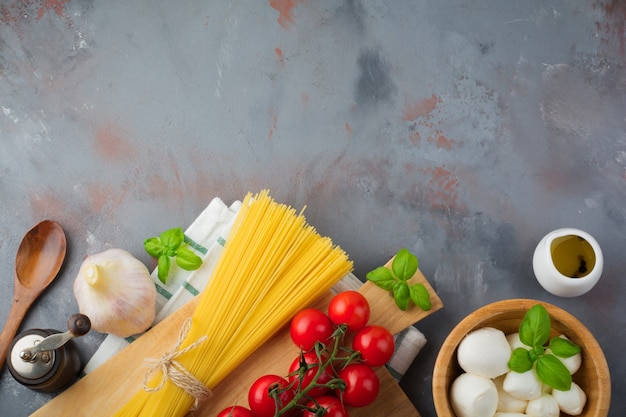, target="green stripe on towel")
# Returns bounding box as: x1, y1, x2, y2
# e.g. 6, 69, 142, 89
184, 234, 208, 255
182, 281, 200, 296
155, 283, 173, 300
